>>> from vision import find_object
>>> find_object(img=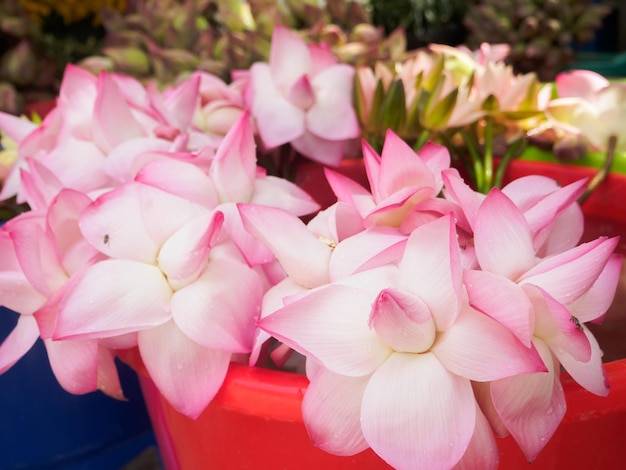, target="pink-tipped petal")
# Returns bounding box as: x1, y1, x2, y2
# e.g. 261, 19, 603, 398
158, 211, 223, 290
251, 175, 320, 217
0, 314, 39, 374
433, 306, 545, 381
54, 259, 172, 339
44, 337, 98, 394
329, 227, 406, 280
555, 326, 609, 396
399, 215, 462, 330
259, 282, 392, 377
138, 320, 230, 418
453, 403, 499, 470
238, 204, 331, 288
248, 63, 305, 148
570, 254, 622, 322
0, 111, 37, 142
302, 367, 369, 456
136, 159, 219, 209
93, 72, 144, 152
361, 352, 476, 470
210, 112, 256, 203
80, 183, 206, 264
520, 237, 619, 304
464, 269, 535, 347
490, 339, 566, 462
526, 284, 591, 361
474, 188, 535, 279
172, 257, 262, 353
370, 288, 436, 353
269, 25, 311, 89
